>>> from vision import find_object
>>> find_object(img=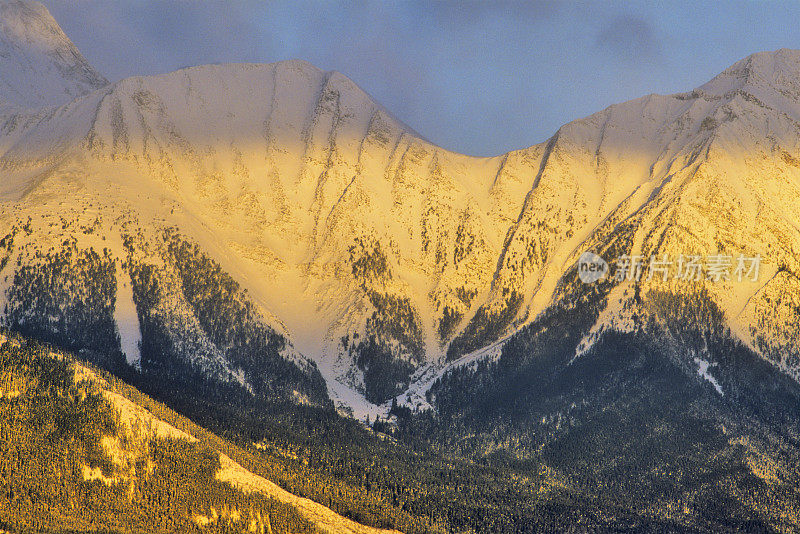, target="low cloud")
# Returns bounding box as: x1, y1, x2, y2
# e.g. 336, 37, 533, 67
43, 0, 266, 81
